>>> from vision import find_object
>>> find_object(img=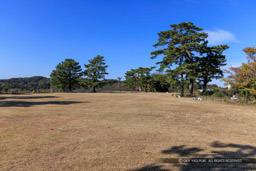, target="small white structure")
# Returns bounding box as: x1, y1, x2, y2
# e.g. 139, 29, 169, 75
228, 84, 232, 90
198, 97, 202, 101
177, 95, 181, 98
193, 97, 196, 100
198, 89, 203, 93
231, 95, 237, 100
